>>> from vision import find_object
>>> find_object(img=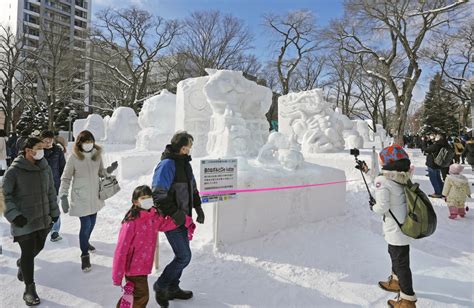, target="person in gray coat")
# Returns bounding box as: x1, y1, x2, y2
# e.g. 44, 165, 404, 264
3, 137, 60, 306
59, 130, 117, 272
